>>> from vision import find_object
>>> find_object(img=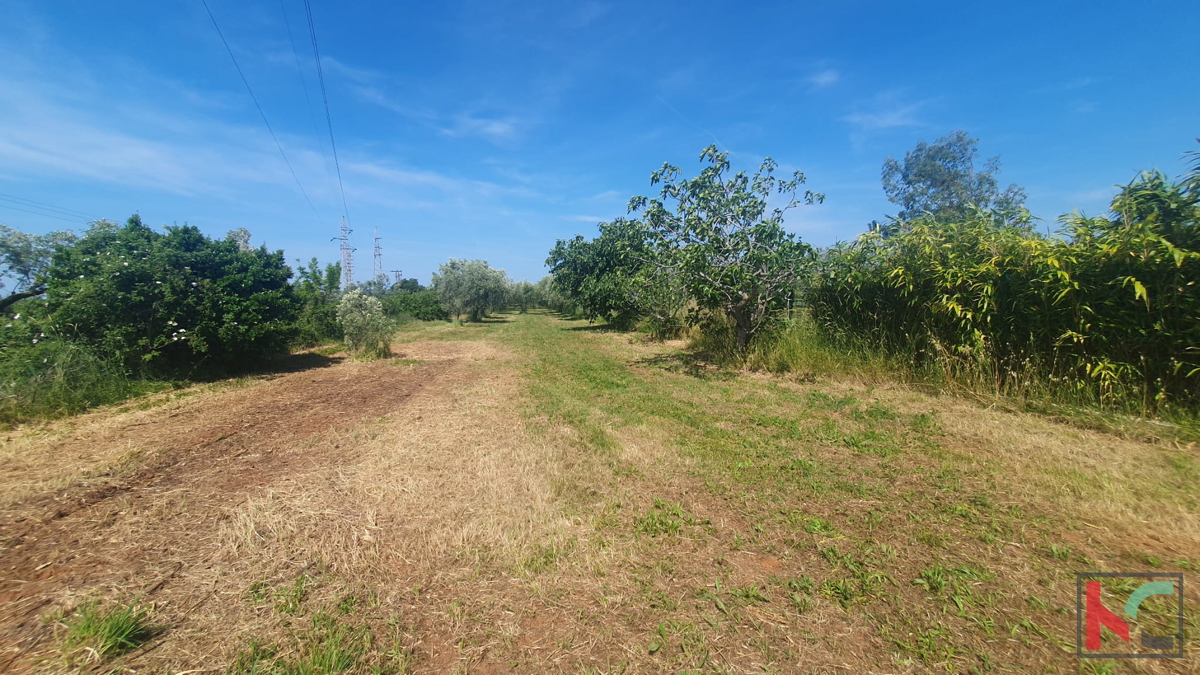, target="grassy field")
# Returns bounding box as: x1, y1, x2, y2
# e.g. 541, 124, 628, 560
0, 311, 1196, 673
